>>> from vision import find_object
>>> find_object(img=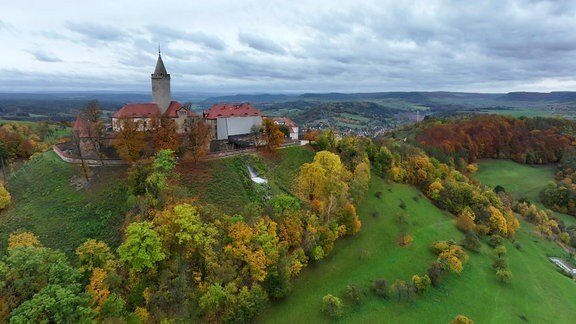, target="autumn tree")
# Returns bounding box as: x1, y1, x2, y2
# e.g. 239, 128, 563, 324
432, 241, 469, 274
113, 119, 147, 164
75, 239, 115, 273
182, 117, 211, 164
0, 182, 10, 210
303, 129, 318, 143
350, 160, 371, 202
8, 232, 41, 248
261, 118, 285, 151
82, 100, 107, 165
149, 115, 179, 152
296, 151, 352, 224
451, 314, 475, 324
